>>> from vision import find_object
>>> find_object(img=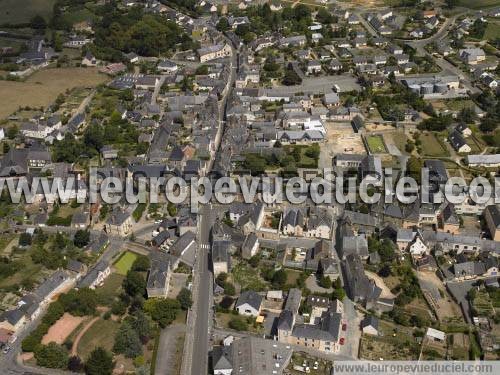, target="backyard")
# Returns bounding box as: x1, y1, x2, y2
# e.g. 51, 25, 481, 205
419, 133, 449, 157
231, 263, 269, 292
360, 320, 419, 360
